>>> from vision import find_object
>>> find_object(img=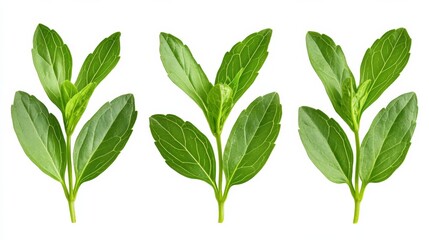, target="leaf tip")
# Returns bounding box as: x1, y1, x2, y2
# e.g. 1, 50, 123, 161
306, 31, 320, 40
394, 27, 409, 35
36, 23, 48, 30
121, 93, 136, 110
260, 28, 273, 37
266, 92, 280, 103
149, 114, 164, 124
110, 32, 121, 40
298, 106, 310, 114
35, 23, 52, 34
159, 32, 183, 52
160, 32, 175, 42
